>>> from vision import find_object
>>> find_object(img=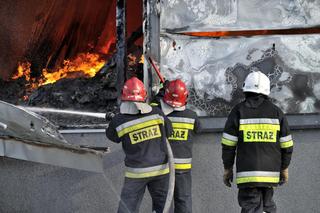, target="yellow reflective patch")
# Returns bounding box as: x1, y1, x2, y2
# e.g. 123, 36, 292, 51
125, 168, 169, 178
169, 128, 189, 141
175, 164, 192, 170
243, 130, 277, 142
129, 125, 161, 144
240, 124, 280, 131
221, 138, 237, 146
280, 140, 293, 148
240, 124, 279, 143
118, 119, 163, 137
172, 123, 194, 130
236, 176, 280, 184
149, 102, 158, 106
